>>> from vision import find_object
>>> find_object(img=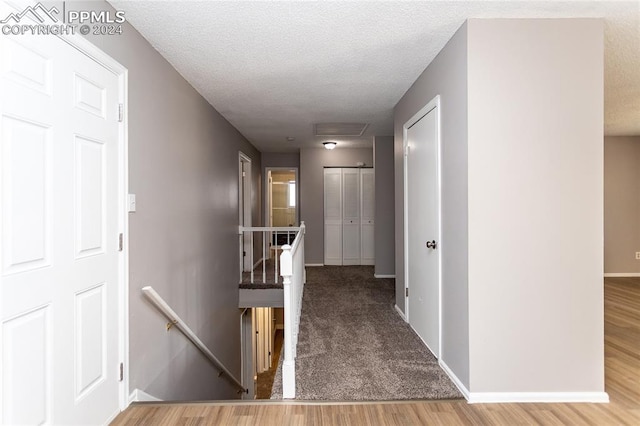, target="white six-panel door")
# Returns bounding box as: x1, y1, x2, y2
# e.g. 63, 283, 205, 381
1, 31, 122, 424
